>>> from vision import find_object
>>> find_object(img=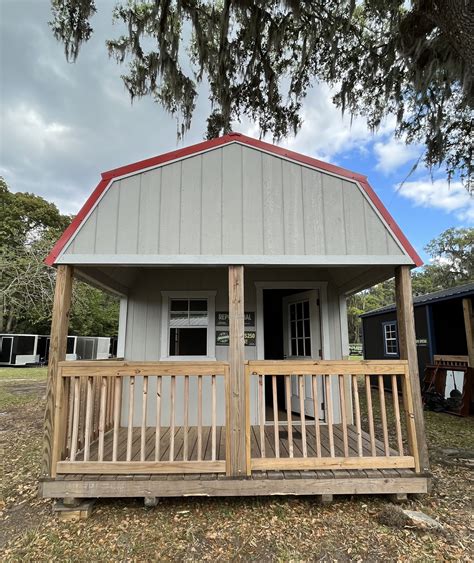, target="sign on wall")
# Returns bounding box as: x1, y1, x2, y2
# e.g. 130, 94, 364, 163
216, 330, 256, 346
215, 311, 255, 327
